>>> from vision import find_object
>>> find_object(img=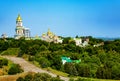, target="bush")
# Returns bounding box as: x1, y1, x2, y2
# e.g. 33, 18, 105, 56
8, 64, 23, 75
28, 56, 35, 61
33, 73, 51, 81
1, 58, 8, 66
50, 77, 64, 81
16, 77, 24, 81
0, 58, 8, 68
24, 74, 33, 81
17, 73, 64, 81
